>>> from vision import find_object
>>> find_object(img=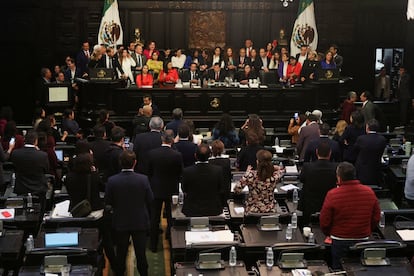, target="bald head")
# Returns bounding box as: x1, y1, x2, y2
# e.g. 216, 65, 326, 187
142, 105, 153, 117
